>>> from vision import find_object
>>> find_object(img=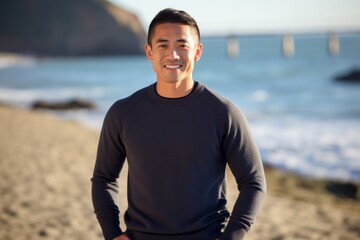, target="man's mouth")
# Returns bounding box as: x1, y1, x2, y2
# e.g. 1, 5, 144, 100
164, 64, 182, 69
